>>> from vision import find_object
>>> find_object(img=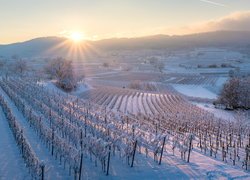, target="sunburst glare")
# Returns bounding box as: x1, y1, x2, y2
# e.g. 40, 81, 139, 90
69, 32, 84, 43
